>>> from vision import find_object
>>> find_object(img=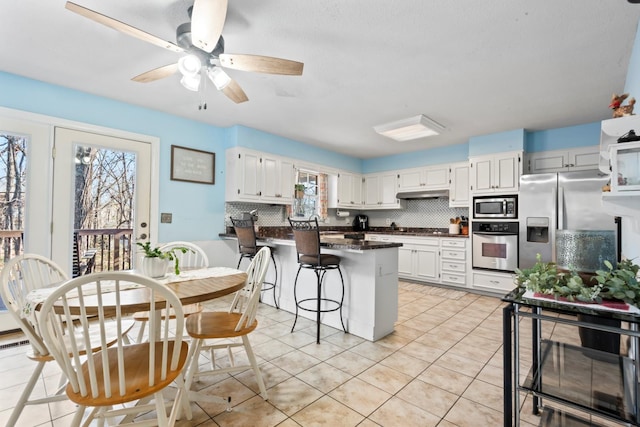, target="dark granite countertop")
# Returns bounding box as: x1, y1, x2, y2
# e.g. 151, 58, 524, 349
218, 233, 402, 250
220, 225, 470, 250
